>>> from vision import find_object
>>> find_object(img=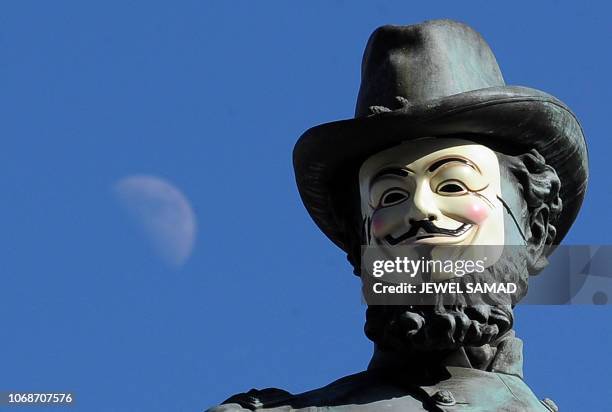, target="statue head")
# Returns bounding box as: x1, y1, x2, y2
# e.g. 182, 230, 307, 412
293, 20, 587, 355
